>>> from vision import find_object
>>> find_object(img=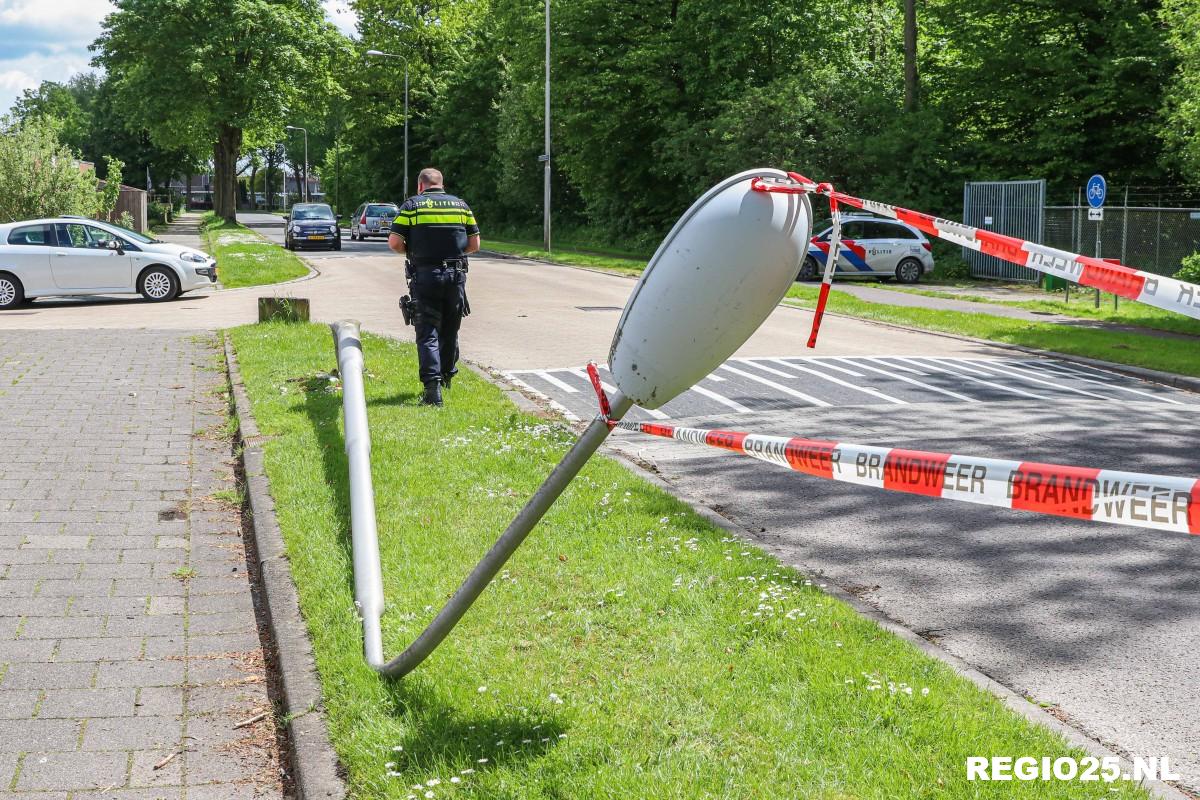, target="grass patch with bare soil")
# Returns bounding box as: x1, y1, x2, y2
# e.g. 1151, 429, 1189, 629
200, 213, 310, 288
